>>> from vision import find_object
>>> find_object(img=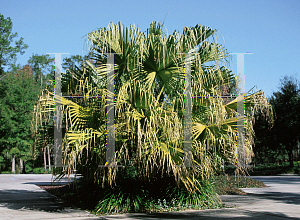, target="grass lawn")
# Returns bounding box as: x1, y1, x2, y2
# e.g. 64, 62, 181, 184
38, 173, 266, 215
210, 174, 267, 195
